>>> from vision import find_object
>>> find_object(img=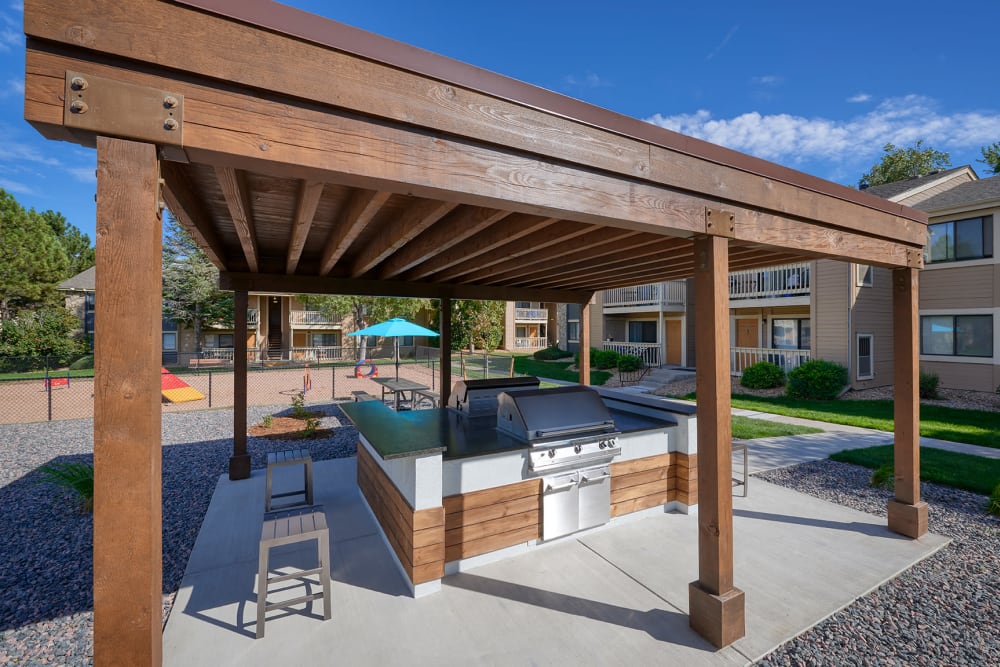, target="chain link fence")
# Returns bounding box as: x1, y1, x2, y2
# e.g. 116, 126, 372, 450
0, 350, 525, 424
